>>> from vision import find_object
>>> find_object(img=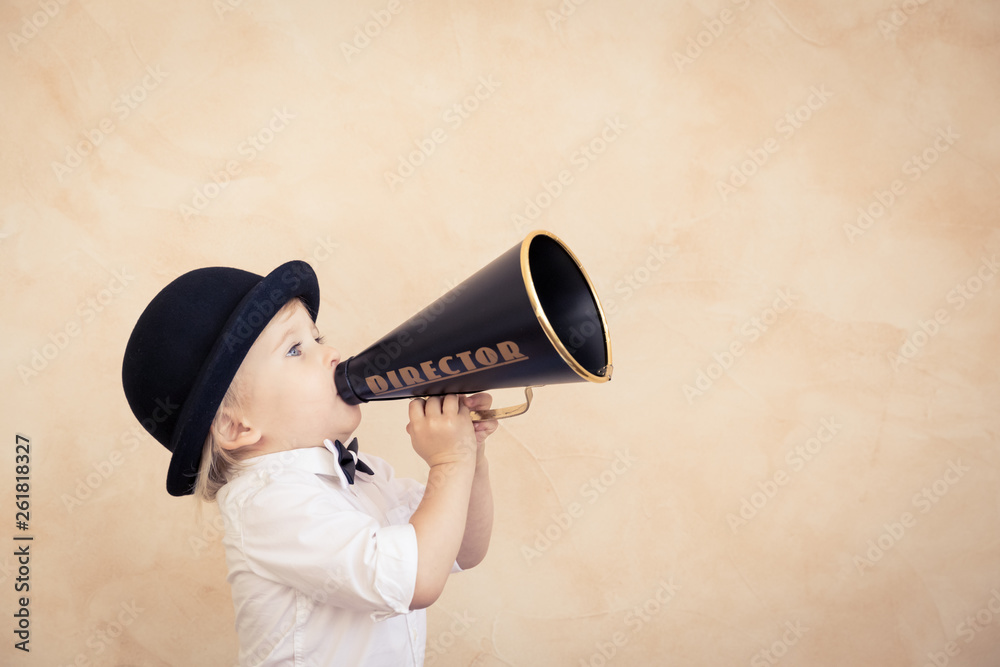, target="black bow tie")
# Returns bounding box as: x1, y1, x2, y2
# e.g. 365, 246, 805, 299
334, 438, 374, 484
